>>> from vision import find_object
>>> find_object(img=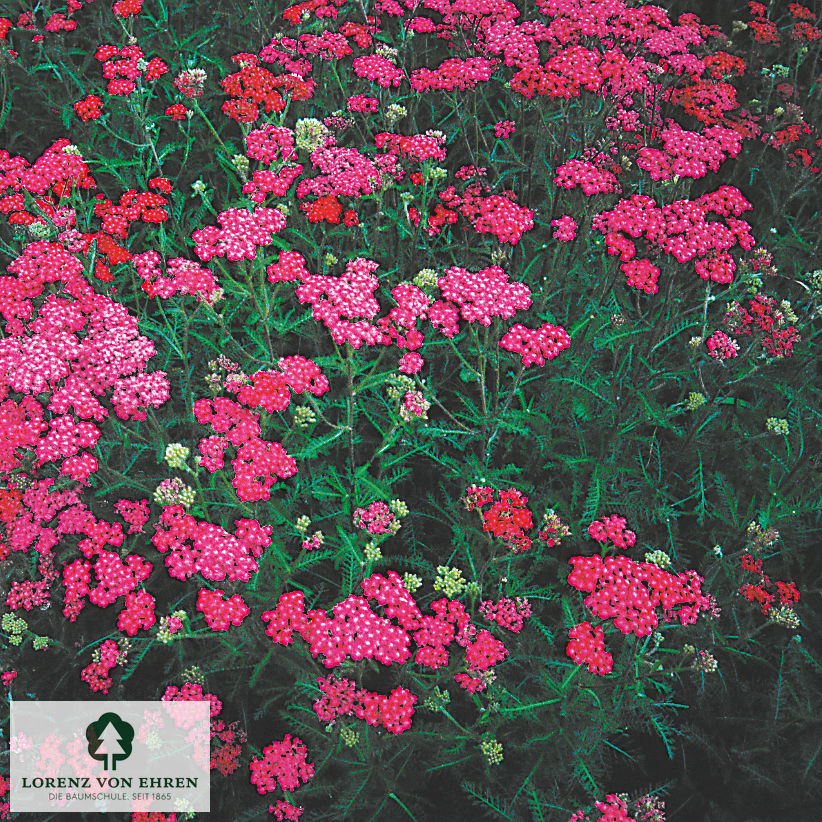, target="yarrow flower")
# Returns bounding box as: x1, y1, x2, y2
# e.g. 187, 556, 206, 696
551, 215, 578, 242
249, 735, 314, 795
